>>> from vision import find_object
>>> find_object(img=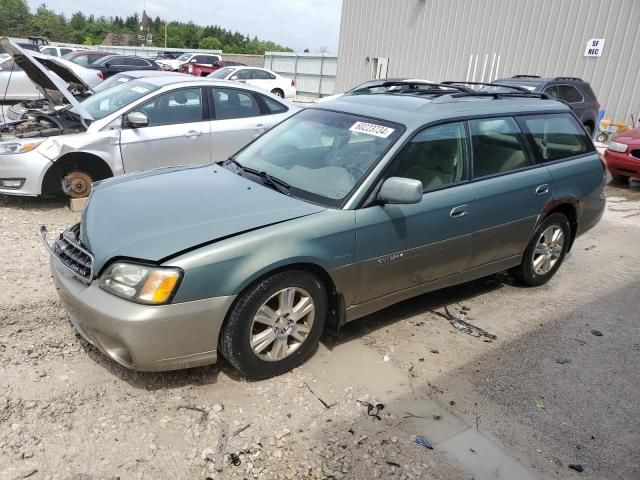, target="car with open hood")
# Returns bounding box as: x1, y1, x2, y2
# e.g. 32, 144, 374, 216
0, 46, 103, 106
0, 39, 298, 198
42, 80, 605, 378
